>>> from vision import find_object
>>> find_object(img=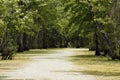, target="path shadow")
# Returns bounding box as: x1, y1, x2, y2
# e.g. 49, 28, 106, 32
54, 70, 120, 76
